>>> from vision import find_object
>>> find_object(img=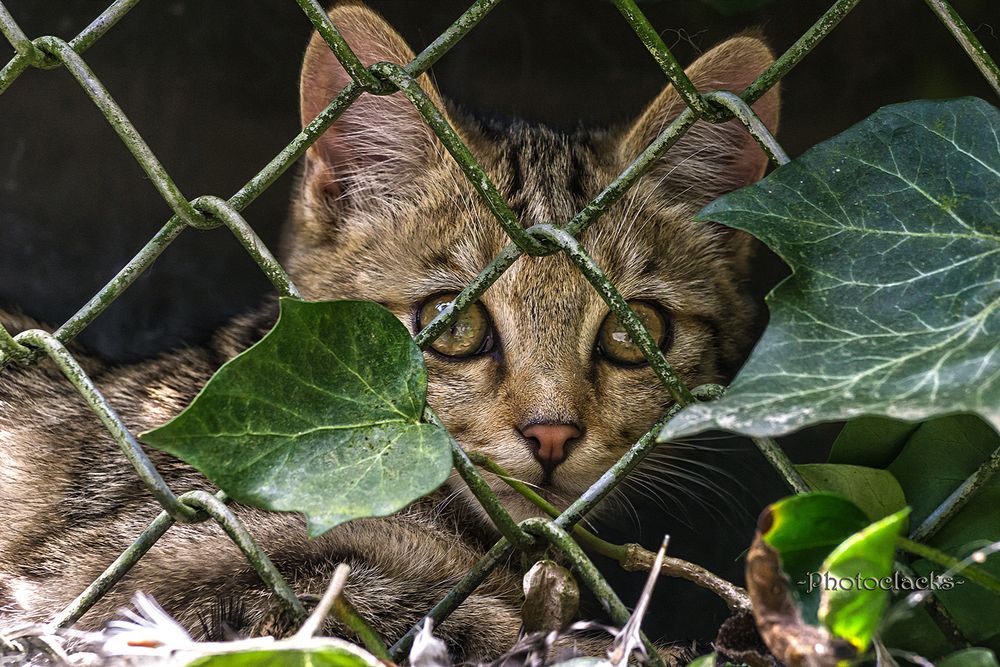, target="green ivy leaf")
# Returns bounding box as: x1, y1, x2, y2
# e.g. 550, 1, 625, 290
185, 646, 379, 667
893, 416, 1000, 647
830, 414, 1000, 652
762, 493, 871, 584
830, 416, 920, 468
660, 98, 1000, 444
938, 648, 1000, 667
886, 415, 999, 526
760, 492, 871, 622
795, 463, 908, 521
819, 508, 909, 652
142, 298, 452, 537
